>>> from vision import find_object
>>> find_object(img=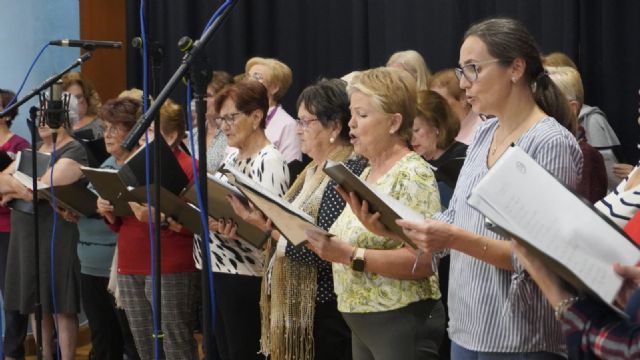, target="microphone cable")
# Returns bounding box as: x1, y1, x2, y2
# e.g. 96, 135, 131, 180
185, 0, 234, 337
2, 43, 50, 113
139, 1, 162, 359
48, 135, 62, 360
